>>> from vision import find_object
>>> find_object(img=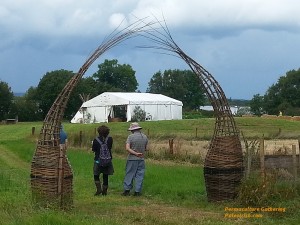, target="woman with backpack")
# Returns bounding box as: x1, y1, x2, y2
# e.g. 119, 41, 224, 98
92, 125, 114, 196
